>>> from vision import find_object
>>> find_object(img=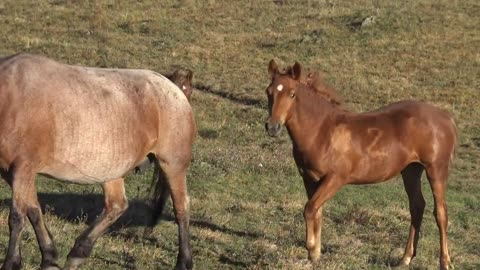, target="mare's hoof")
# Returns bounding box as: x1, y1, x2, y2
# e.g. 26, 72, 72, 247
1, 258, 22, 270
175, 260, 193, 270
42, 266, 61, 270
